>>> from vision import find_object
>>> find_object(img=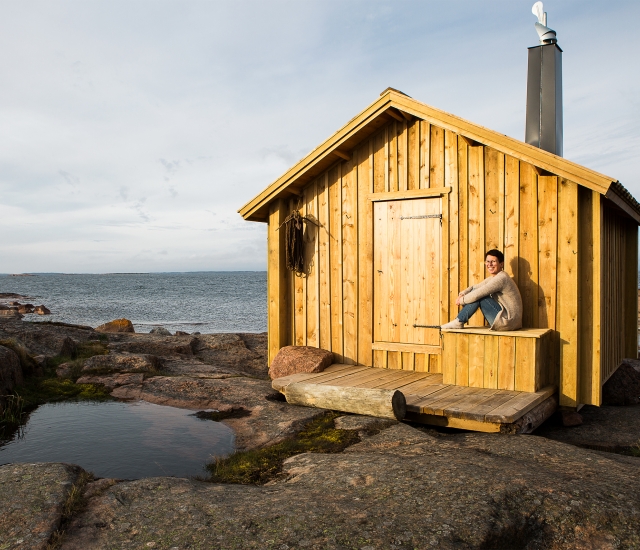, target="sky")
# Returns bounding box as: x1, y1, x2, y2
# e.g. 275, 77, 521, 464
0, 0, 638, 274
